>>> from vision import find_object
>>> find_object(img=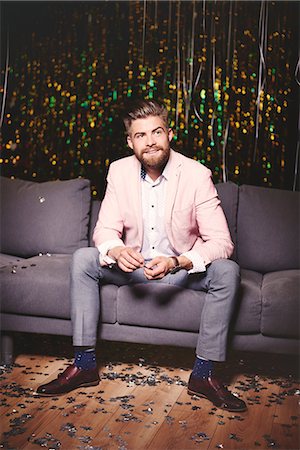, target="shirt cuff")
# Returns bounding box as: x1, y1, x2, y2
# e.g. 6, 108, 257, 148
97, 240, 125, 266
181, 250, 206, 274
